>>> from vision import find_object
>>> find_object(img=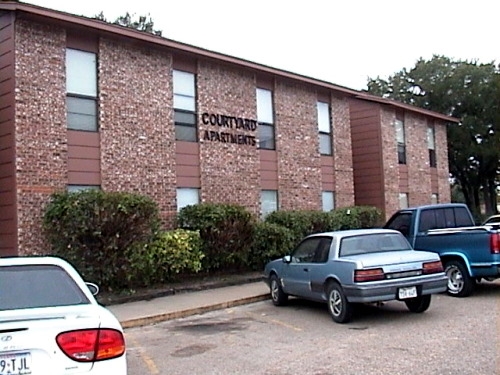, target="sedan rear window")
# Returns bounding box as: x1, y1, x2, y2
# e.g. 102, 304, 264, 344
340, 233, 411, 257
0, 264, 90, 310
